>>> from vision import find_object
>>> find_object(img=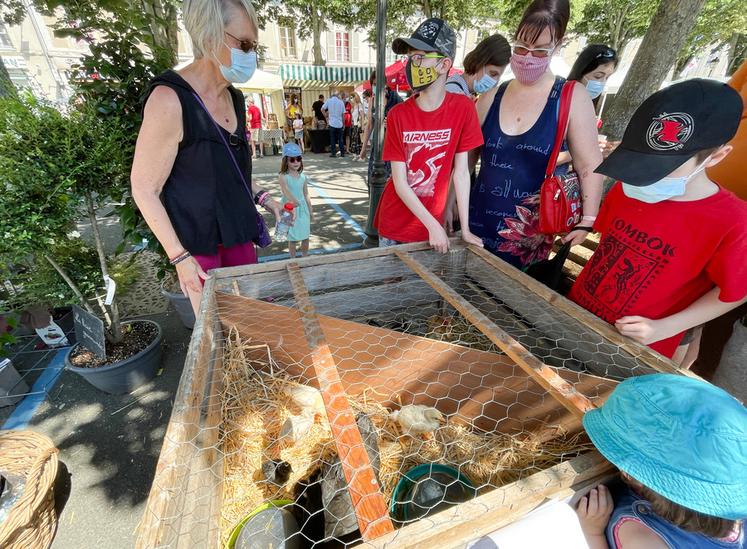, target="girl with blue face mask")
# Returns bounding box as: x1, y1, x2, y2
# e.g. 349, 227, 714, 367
567, 44, 618, 105
445, 34, 511, 96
